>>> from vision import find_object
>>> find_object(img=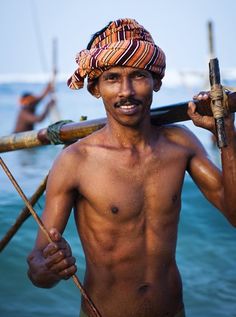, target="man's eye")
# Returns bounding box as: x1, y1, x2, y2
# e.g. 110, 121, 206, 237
105, 74, 118, 81
134, 72, 145, 79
